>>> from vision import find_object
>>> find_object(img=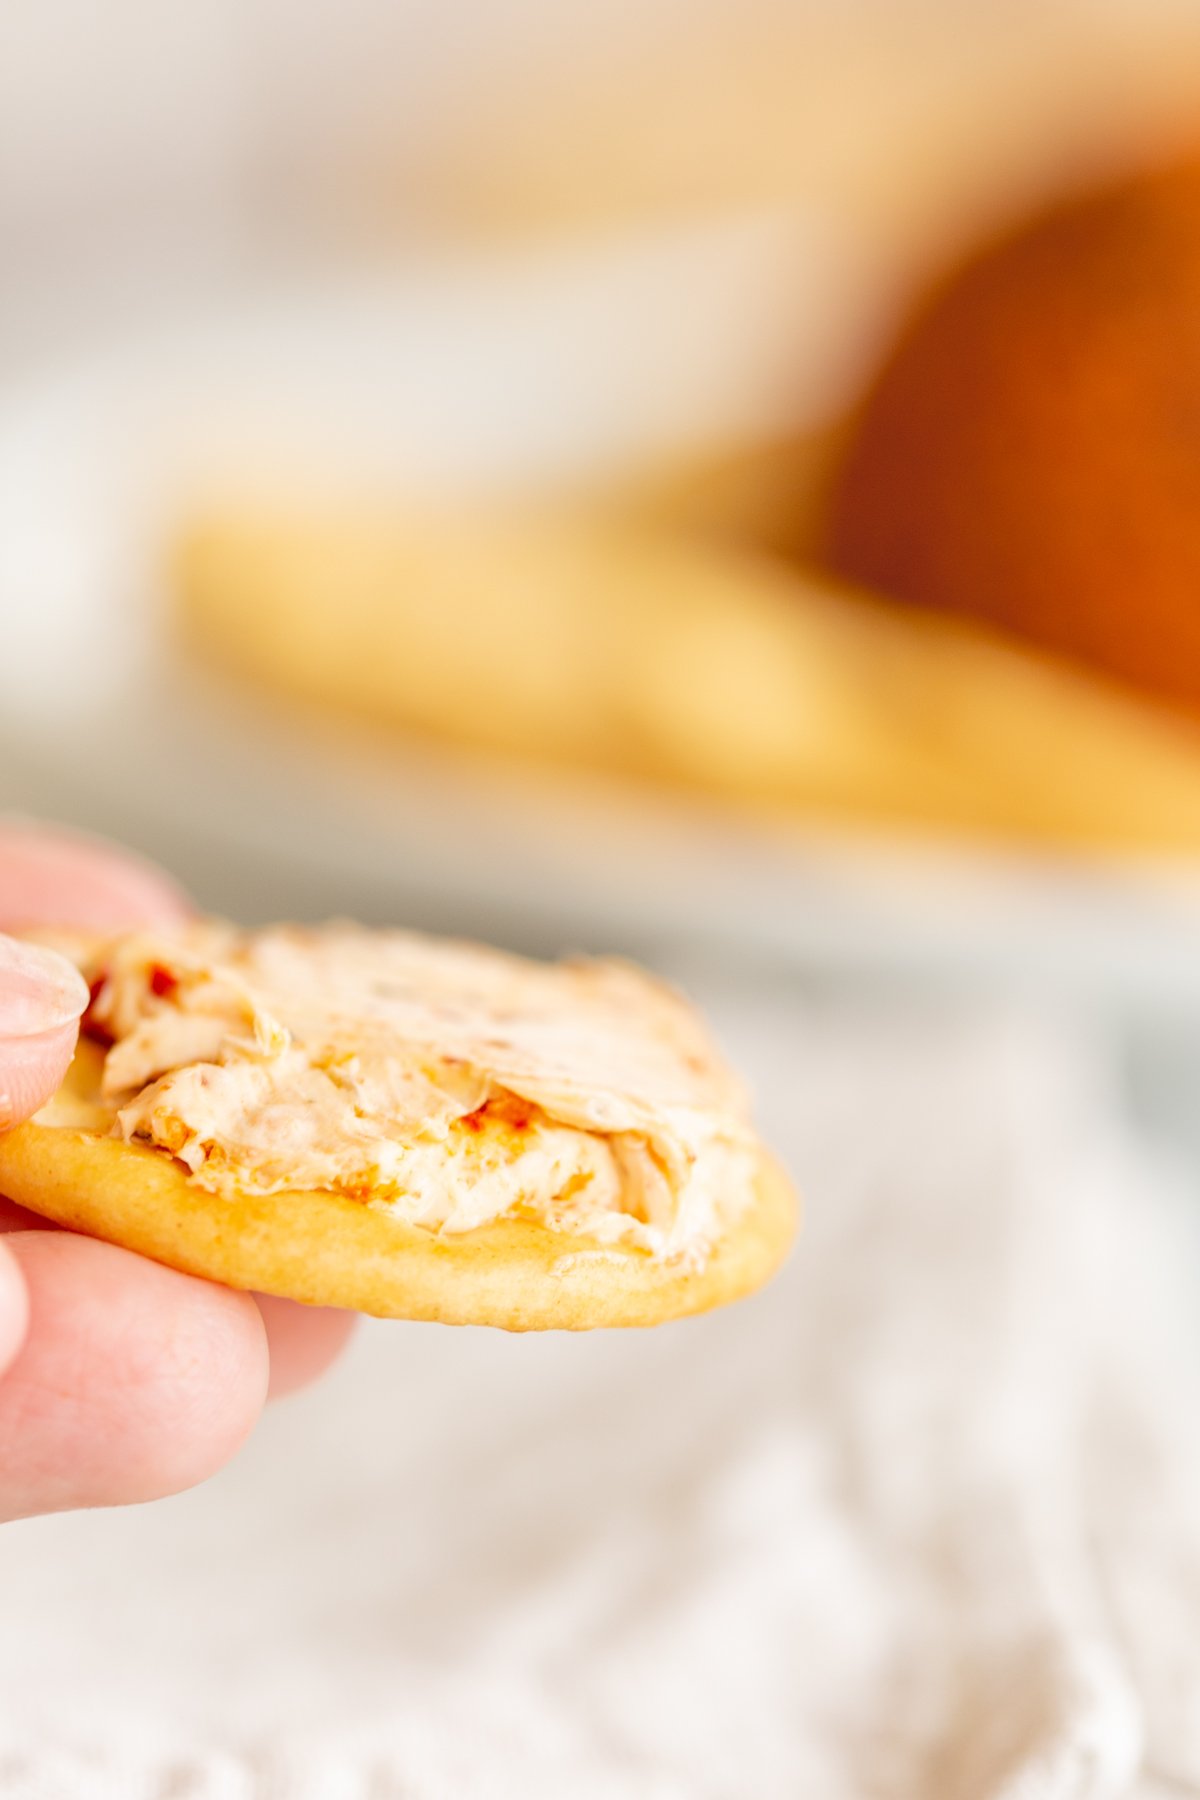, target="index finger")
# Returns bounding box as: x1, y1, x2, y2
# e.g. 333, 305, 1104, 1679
0, 818, 187, 1138
0, 819, 190, 932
